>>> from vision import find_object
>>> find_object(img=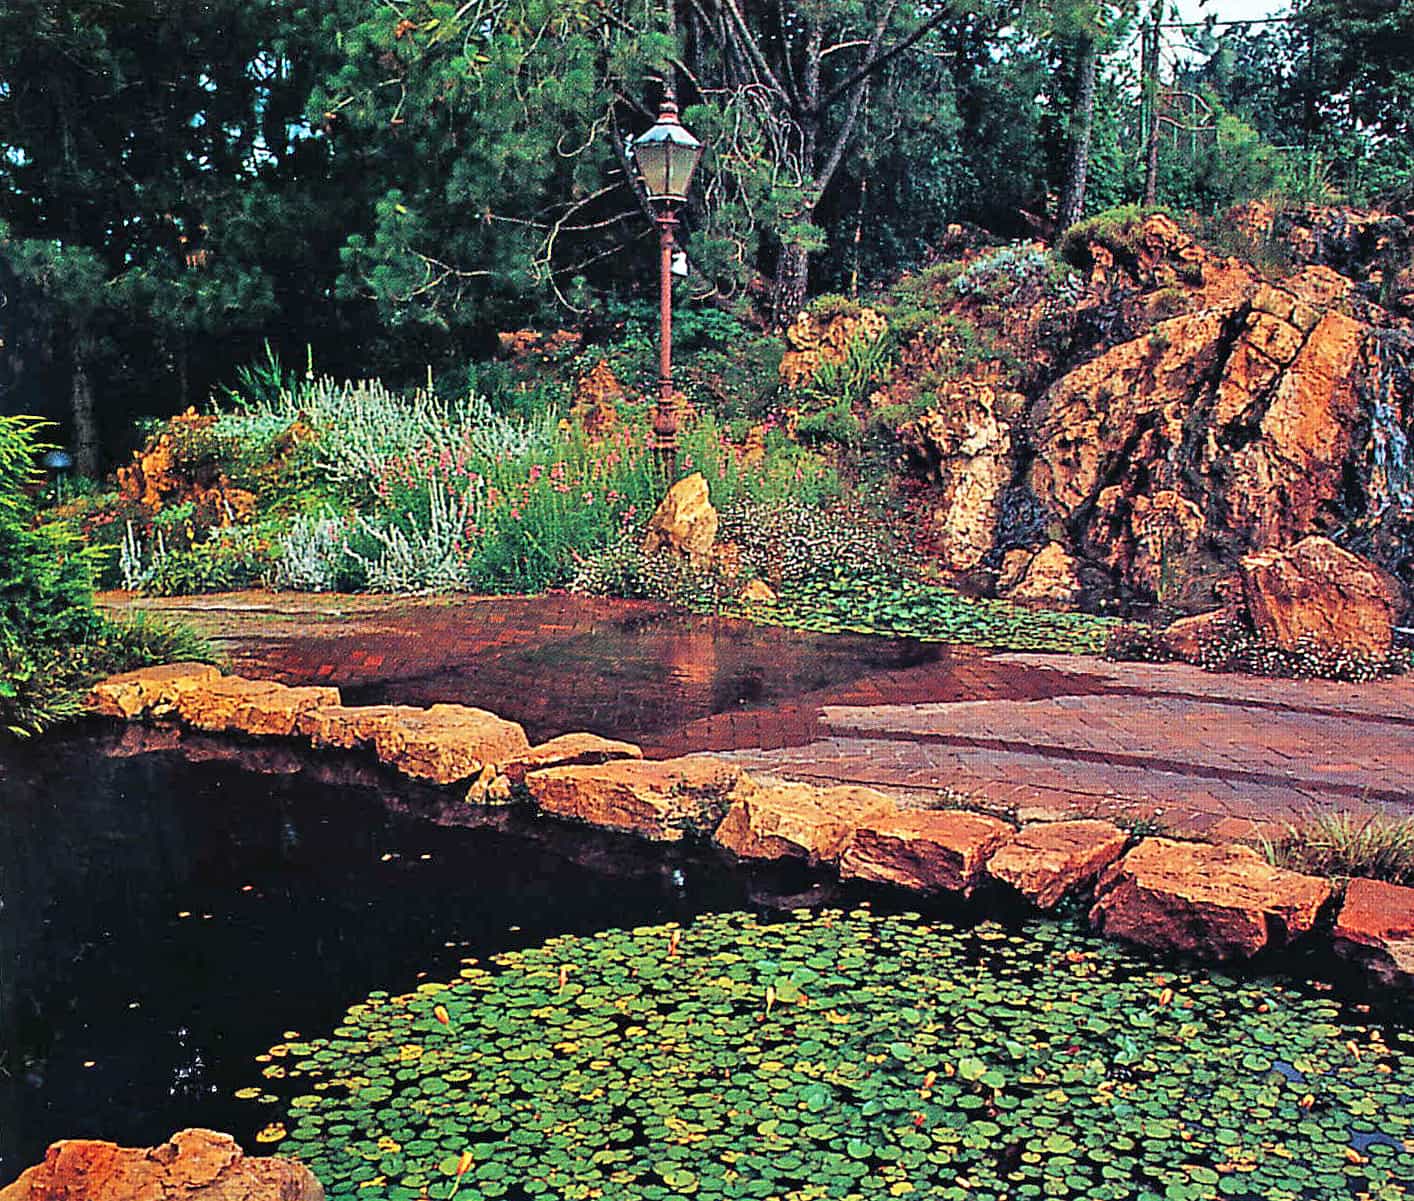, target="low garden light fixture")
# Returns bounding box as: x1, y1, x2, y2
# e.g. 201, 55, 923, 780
631, 99, 704, 474
41, 448, 73, 504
